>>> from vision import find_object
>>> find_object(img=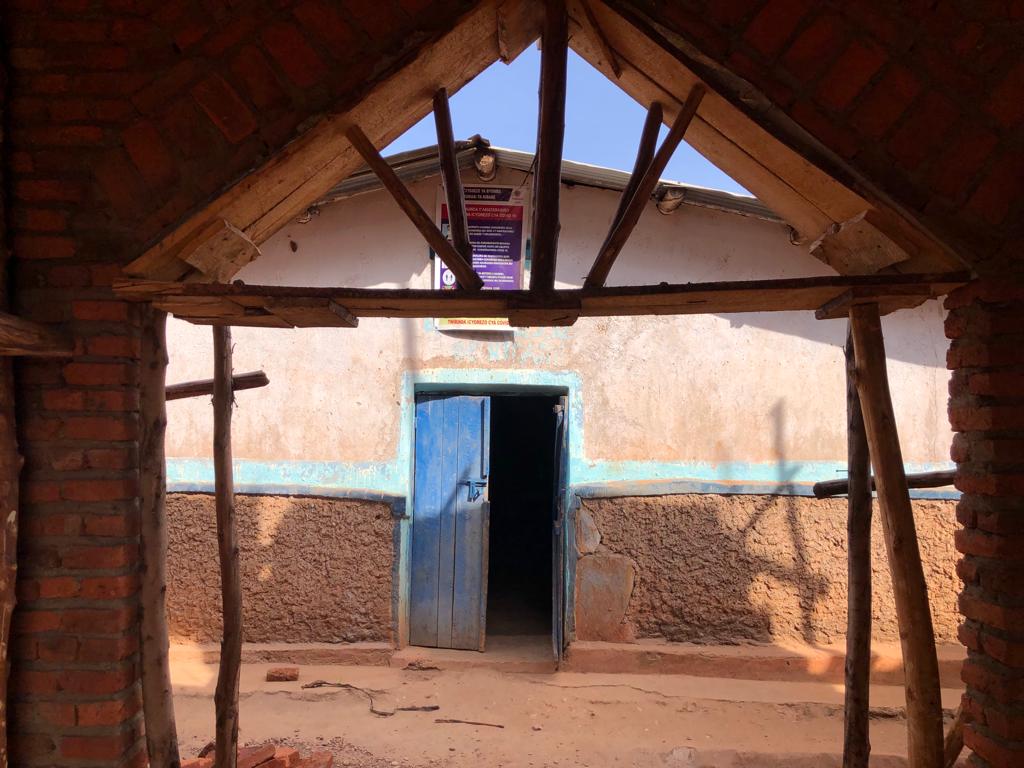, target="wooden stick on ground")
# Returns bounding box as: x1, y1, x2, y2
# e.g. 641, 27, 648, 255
212, 326, 242, 768
139, 305, 181, 768
843, 322, 872, 768
166, 370, 269, 401
585, 85, 705, 288
529, 0, 569, 292
433, 88, 474, 271
345, 125, 482, 291
943, 703, 965, 768
849, 303, 944, 768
